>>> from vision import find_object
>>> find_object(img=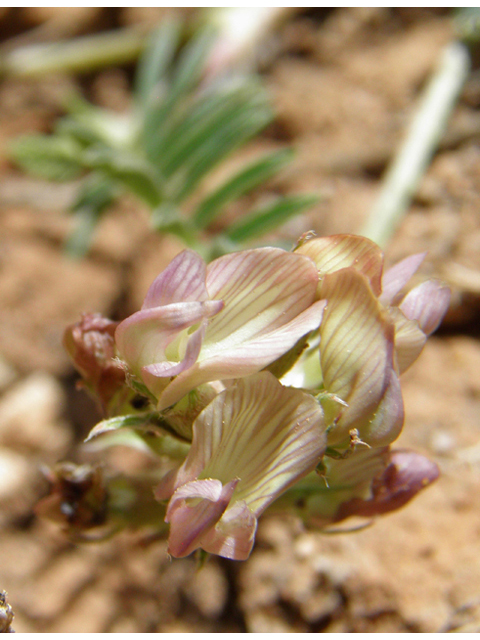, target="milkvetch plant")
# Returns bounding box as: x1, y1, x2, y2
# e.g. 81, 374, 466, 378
42, 233, 450, 561
17, 11, 451, 563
